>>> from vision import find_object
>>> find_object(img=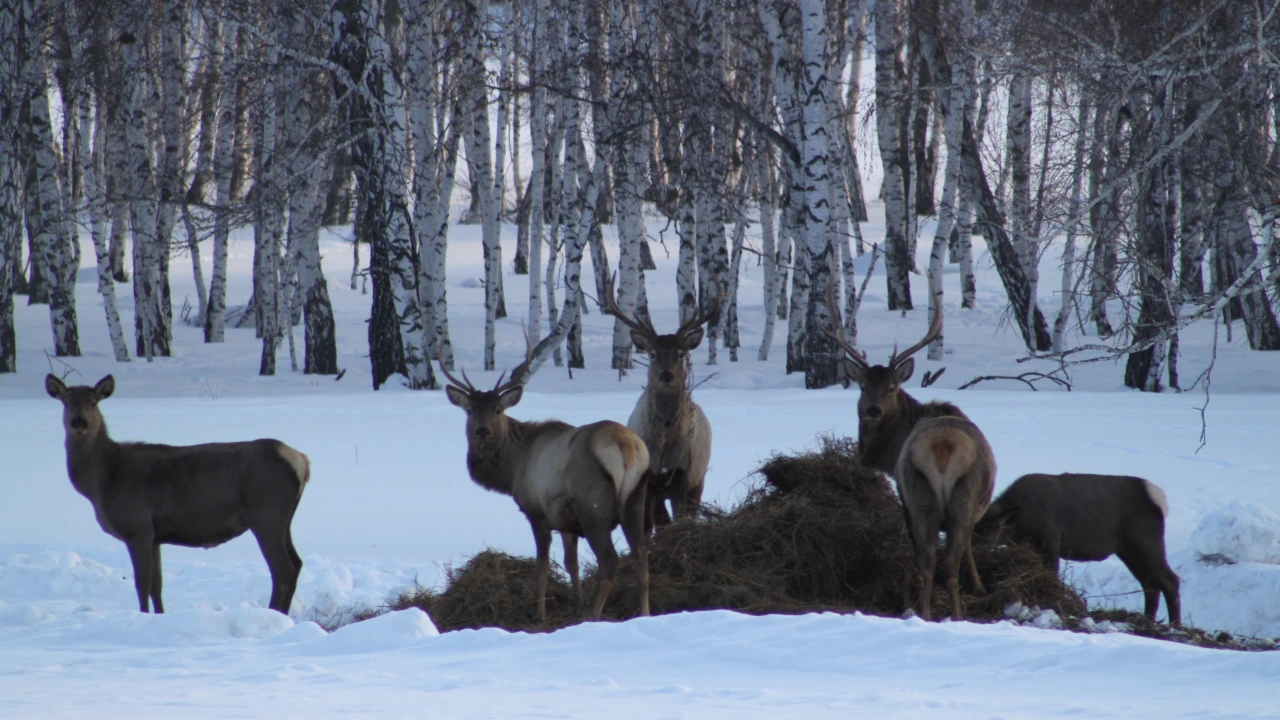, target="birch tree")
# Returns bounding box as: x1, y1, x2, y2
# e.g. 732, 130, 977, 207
331, 0, 437, 389
24, 0, 79, 356
81, 20, 128, 362
281, 4, 338, 375
798, 0, 838, 388
874, 0, 912, 310
407, 0, 460, 369
0, 0, 20, 371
